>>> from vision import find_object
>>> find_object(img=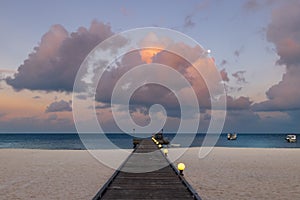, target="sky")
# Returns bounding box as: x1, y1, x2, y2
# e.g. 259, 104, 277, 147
0, 0, 300, 133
